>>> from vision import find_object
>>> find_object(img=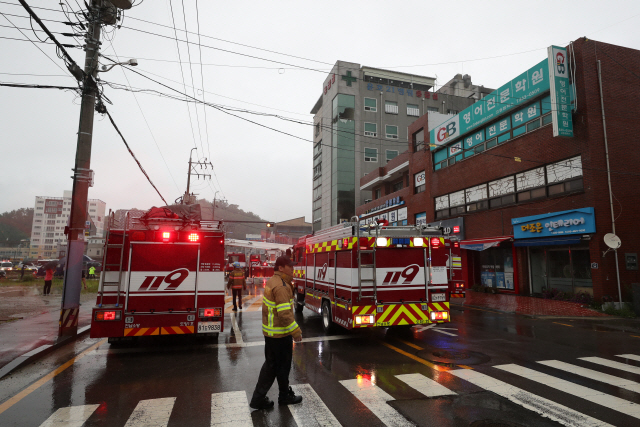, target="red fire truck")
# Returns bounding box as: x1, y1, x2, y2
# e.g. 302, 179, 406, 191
91, 207, 226, 342
291, 219, 458, 332
248, 254, 274, 286
225, 252, 246, 275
